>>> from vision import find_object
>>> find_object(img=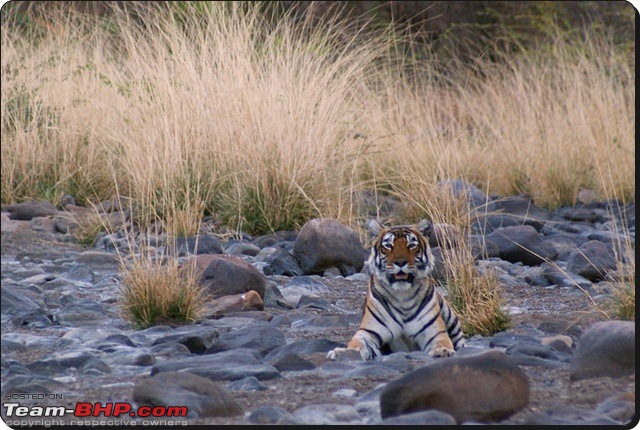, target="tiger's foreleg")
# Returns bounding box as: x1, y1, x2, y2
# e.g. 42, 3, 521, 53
327, 329, 383, 361
416, 316, 456, 358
